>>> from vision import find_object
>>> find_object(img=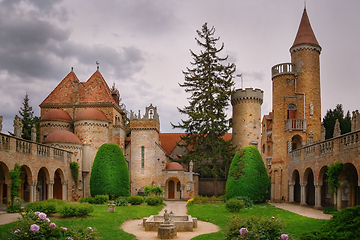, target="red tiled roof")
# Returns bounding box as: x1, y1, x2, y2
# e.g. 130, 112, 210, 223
292, 9, 320, 48
44, 130, 82, 144
41, 109, 72, 121
40, 71, 117, 106
76, 108, 108, 121
165, 162, 184, 170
